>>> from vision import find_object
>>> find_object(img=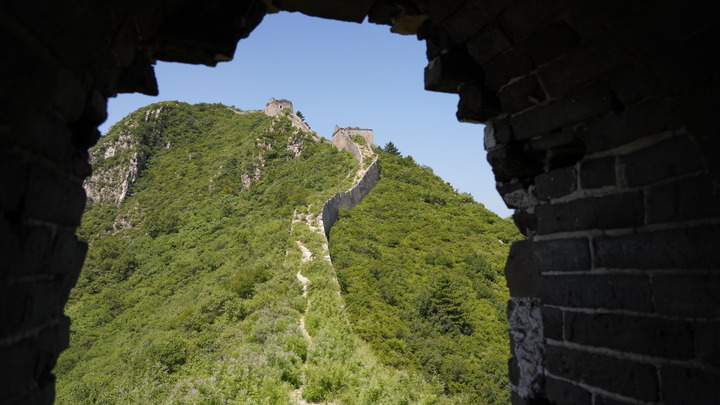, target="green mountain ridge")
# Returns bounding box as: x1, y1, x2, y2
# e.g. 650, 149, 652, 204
56, 101, 520, 404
